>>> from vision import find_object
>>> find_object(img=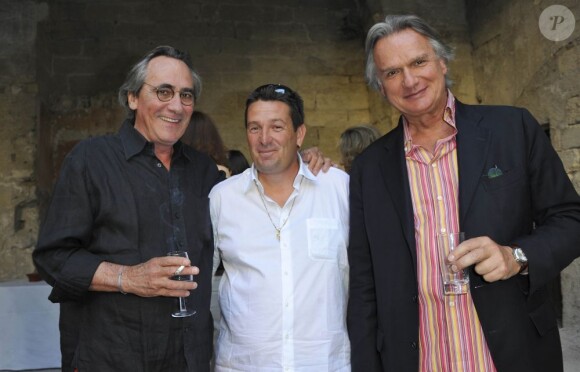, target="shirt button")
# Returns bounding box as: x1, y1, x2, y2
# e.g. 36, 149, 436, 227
411, 341, 418, 349
437, 195, 443, 201
431, 163, 437, 168
440, 227, 446, 233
